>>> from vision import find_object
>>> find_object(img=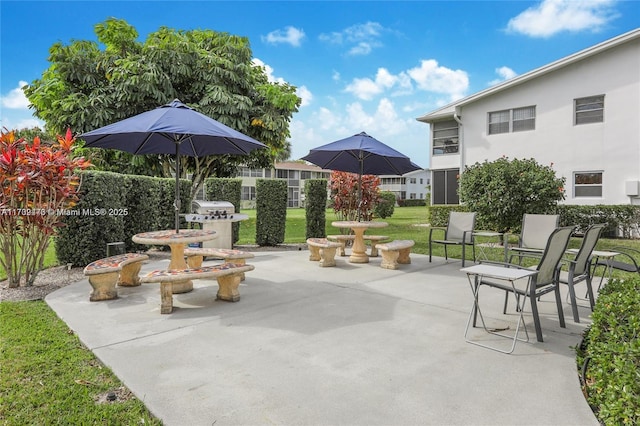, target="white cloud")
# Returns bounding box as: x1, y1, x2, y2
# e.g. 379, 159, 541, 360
296, 85, 313, 107
407, 59, 469, 102
488, 66, 518, 86
262, 26, 306, 46
251, 58, 286, 84
345, 68, 413, 101
319, 22, 387, 56
506, 0, 620, 38
2, 81, 30, 109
